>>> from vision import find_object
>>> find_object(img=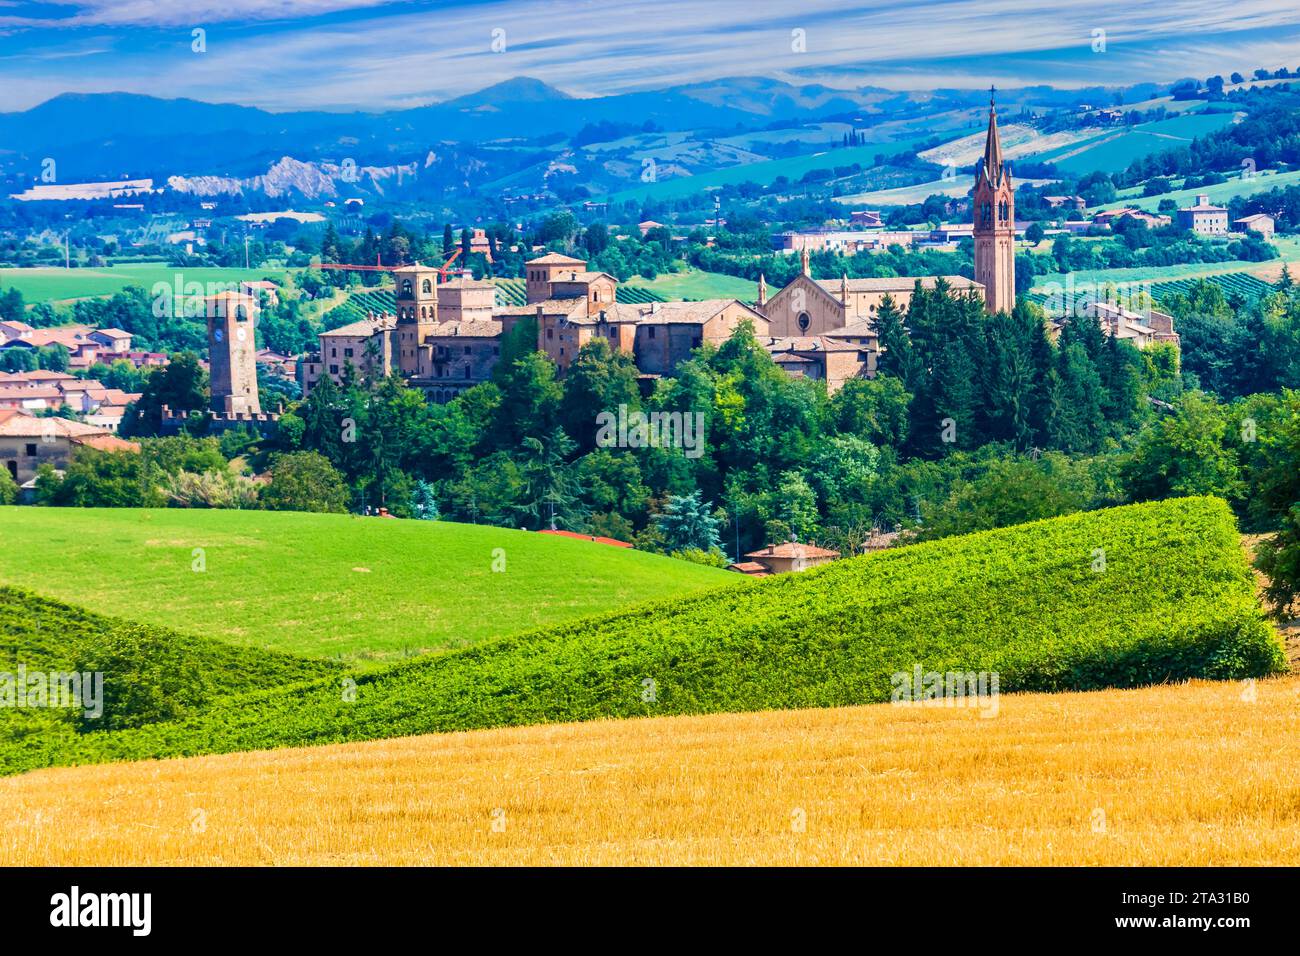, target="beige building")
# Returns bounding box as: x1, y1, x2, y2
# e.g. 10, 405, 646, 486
301, 312, 396, 392
1049, 302, 1179, 351
737, 542, 840, 575
763, 326, 877, 394
1234, 213, 1275, 238
1178, 195, 1229, 235
0, 409, 138, 487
